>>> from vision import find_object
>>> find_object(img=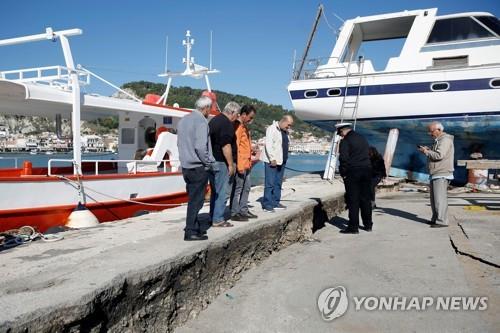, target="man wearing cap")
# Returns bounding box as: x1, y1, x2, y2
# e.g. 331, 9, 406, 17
337, 123, 373, 234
